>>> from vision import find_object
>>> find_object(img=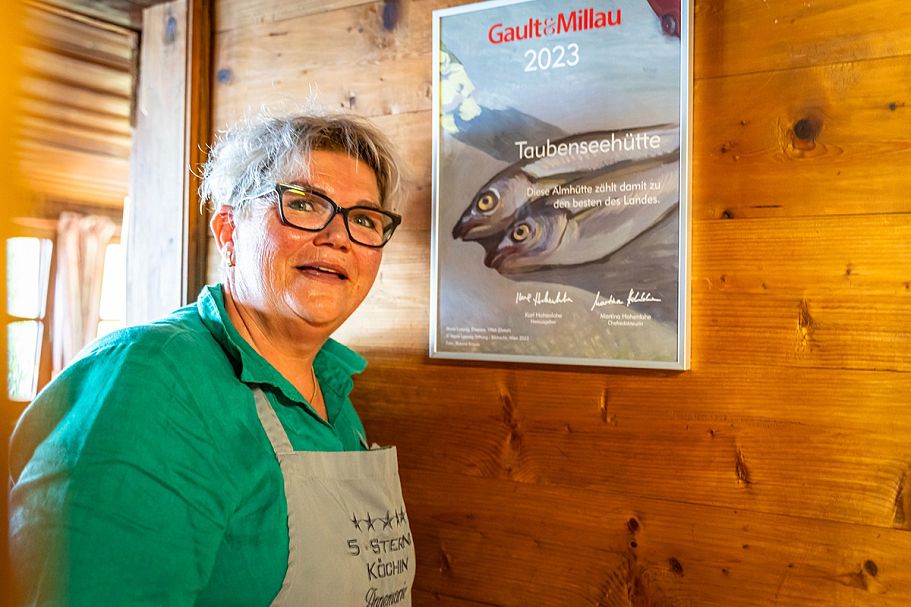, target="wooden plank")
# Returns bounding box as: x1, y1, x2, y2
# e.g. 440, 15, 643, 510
39, 0, 162, 31
19, 76, 132, 120
213, 53, 432, 129
402, 470, 911, 607
19, 95, 133, 137
694, 54, 911, 220
691, 213, 911, 372
354, 357, 911, 529
127, 0, 190, 323
695, 0, 911, 80
18, 115, 132, 158
216, 0, 374, 32
181, 0, 212, 305
20, 47, 133, 97
211, 0, 462, 127
412, 589, 502, 607
23, 2, 137, 70
17, 140, 129, 207
373, 110, 434, 215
